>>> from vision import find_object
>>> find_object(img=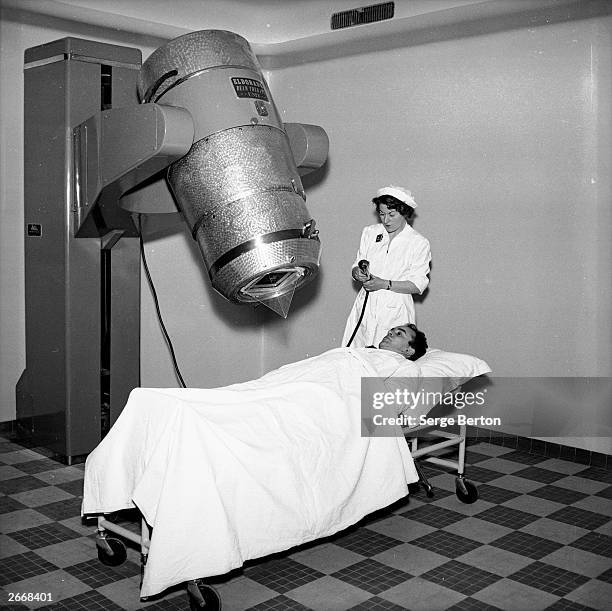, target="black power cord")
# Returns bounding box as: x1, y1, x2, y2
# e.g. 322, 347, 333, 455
137, 216, 187, 388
